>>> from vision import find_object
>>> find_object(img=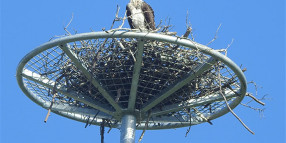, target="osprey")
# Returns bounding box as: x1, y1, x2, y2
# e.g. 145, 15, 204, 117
126, 0, 155, 30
